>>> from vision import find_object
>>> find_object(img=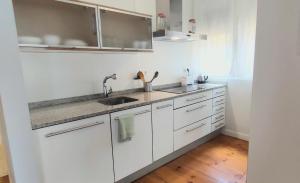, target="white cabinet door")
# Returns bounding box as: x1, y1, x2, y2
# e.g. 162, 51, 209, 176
35, 115, 114, 183
111, 105, 152, 181
99, 0, 135, 11
174, 117, 211, 150
152, 100, 174, 161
